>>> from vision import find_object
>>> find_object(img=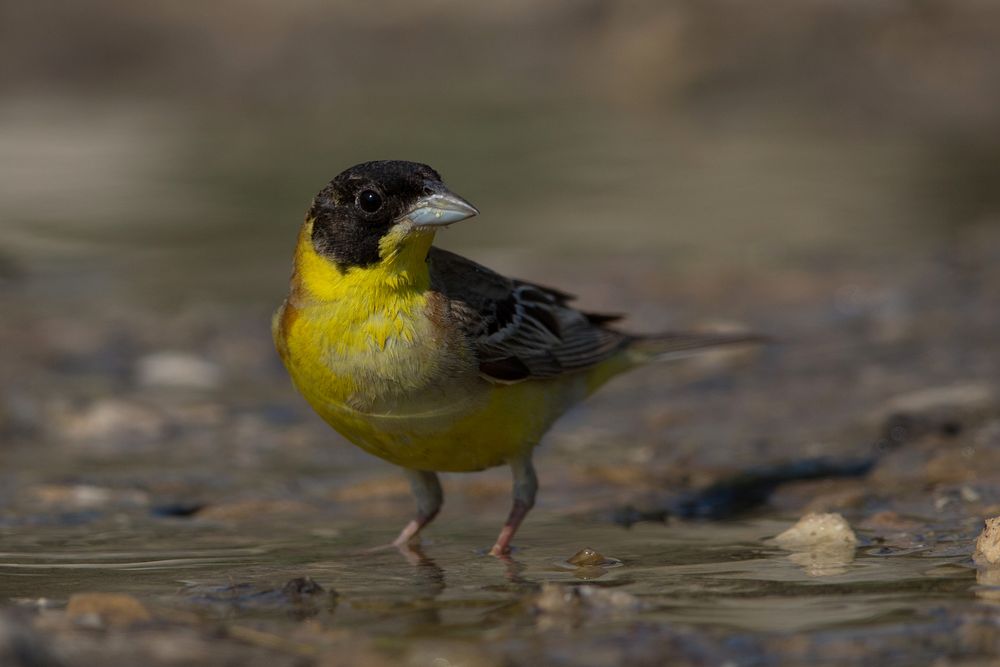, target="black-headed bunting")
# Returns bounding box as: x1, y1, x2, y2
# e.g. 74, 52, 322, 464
273, 160, 761, 555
